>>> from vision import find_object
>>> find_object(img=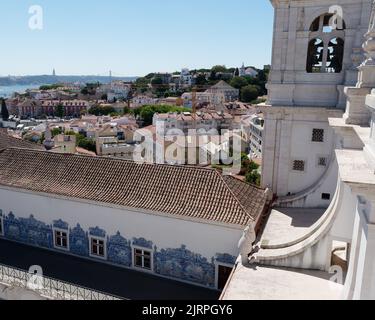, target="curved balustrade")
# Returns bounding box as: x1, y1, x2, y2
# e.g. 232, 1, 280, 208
251, 177, 344, 270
